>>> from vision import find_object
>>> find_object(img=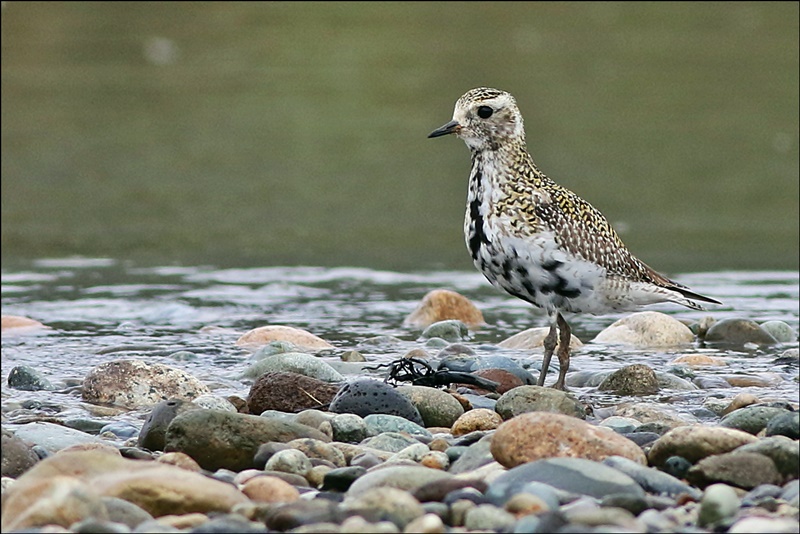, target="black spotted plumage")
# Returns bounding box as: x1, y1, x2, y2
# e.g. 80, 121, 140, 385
429, 87, 721, 390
